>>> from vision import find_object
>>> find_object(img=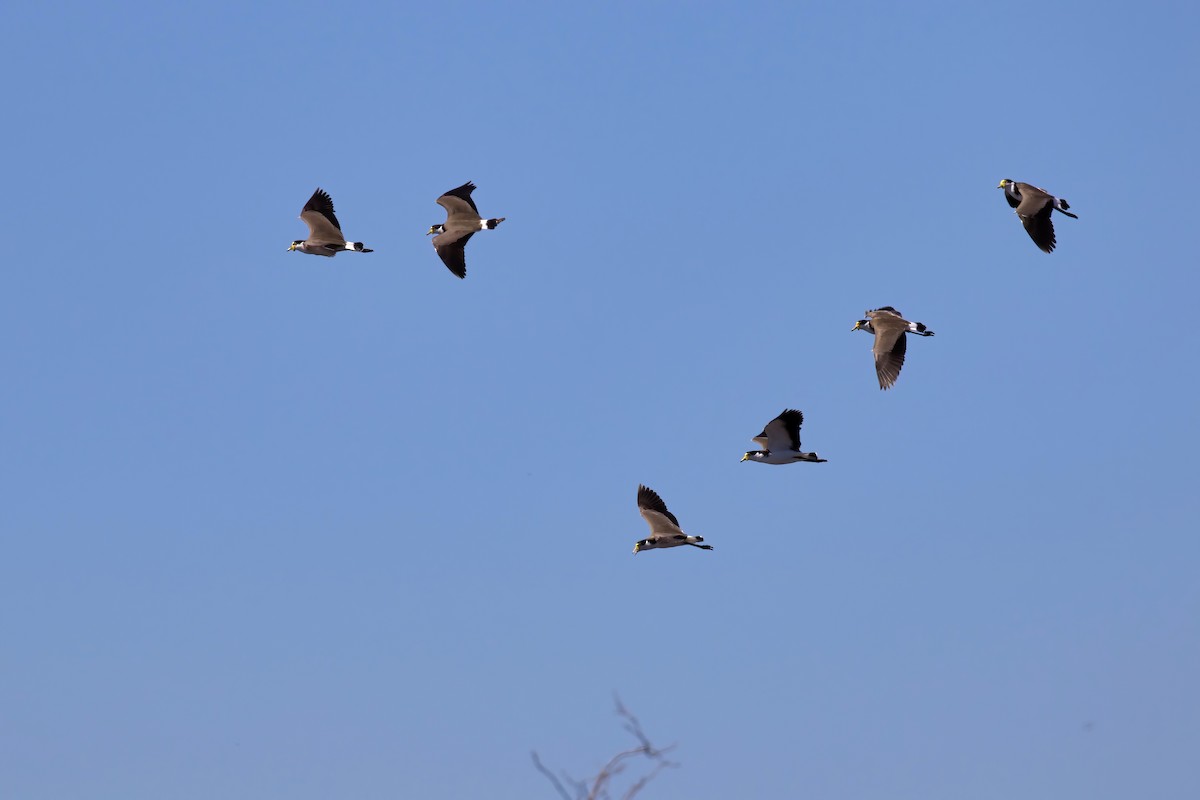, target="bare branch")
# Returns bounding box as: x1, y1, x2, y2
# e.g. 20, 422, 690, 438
531, 751, 573, 800
533, 697, 680, 800
614, 697, 658, 756
621, 760, 671, 800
